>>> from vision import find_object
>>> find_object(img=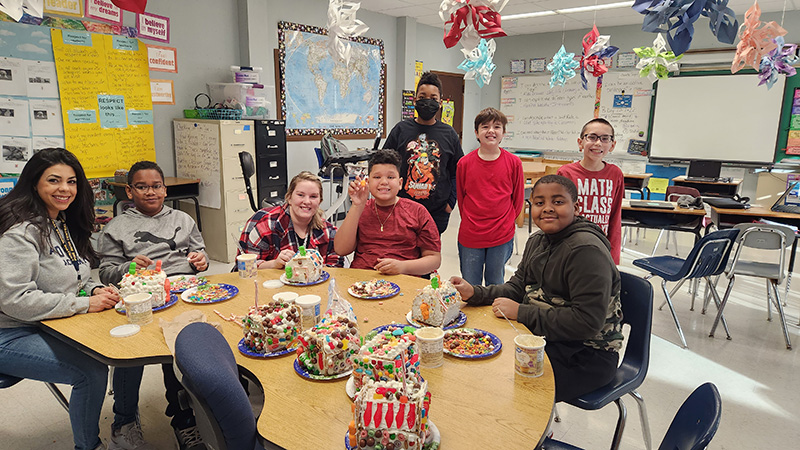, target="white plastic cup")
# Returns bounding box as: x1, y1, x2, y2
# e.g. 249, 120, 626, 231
124, 293, 153, 325
295, 294, 321, 329
237, 254, 258, 279
514, 334, 546, 377
416, 327, 445, 368
272, 291, 299, 304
